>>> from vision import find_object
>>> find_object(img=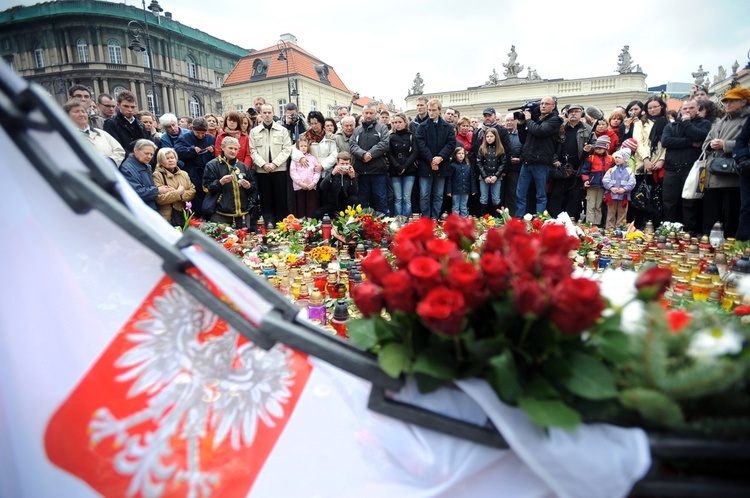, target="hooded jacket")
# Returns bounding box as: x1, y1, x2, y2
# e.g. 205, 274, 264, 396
350, 119, 390, 175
